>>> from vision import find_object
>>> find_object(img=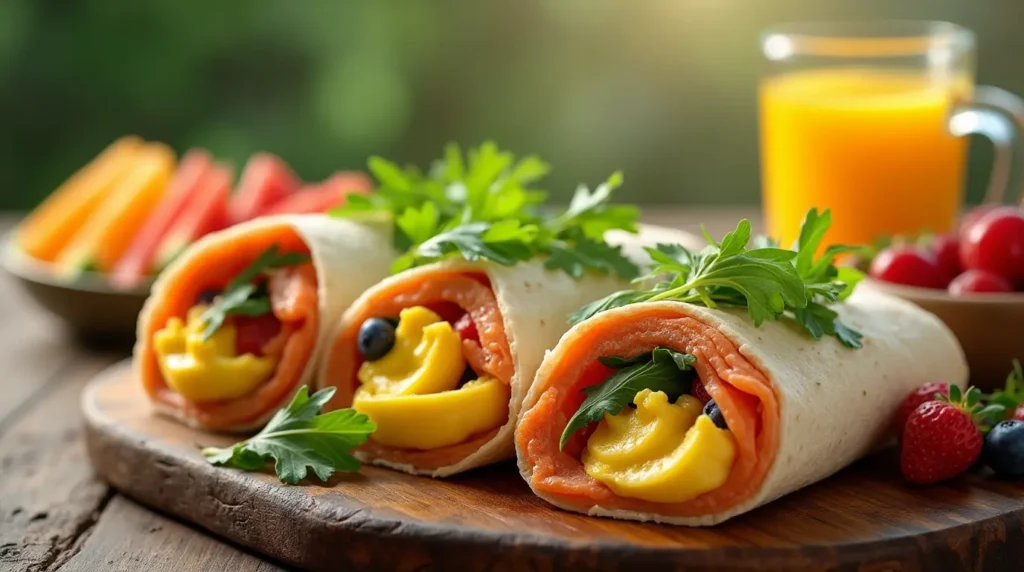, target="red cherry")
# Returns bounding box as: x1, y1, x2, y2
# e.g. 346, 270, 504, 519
959, 206, 1024, 284
948, 269, 1014, 295
453, 313, 479, 343
869, 245, 945, 289
930, 234, 961, 285
959, 205, 999, 240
